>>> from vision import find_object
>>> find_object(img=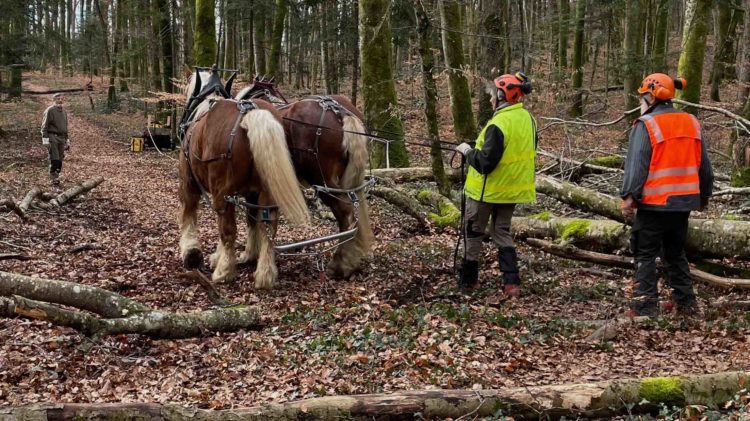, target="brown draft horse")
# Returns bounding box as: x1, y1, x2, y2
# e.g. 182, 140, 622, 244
179, 69, 310, 289
236, 78, 373, 278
